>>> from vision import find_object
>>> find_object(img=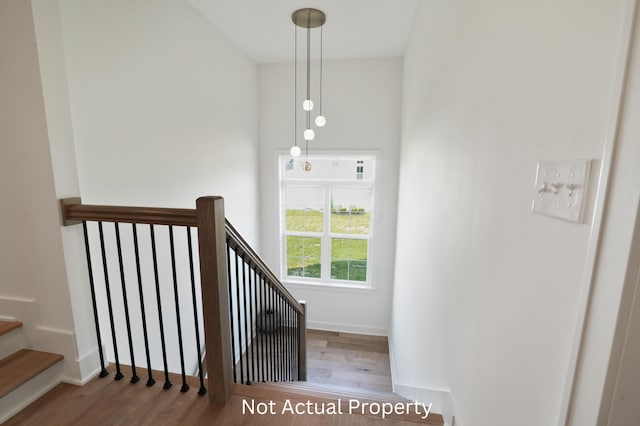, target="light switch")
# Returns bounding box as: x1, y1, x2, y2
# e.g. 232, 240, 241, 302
531, 159, 591, 223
